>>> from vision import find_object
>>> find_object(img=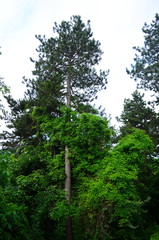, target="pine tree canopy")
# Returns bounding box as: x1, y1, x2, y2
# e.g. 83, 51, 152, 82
28, 15, 109, 108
